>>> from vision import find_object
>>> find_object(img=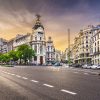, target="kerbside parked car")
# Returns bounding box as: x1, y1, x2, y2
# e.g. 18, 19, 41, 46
97, 65, 100, 69
82, 64, 88, 69
54, 62, 62, 66
71, 63, 82, 68
91, 65, 98, 69
82, 64, 92, 69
